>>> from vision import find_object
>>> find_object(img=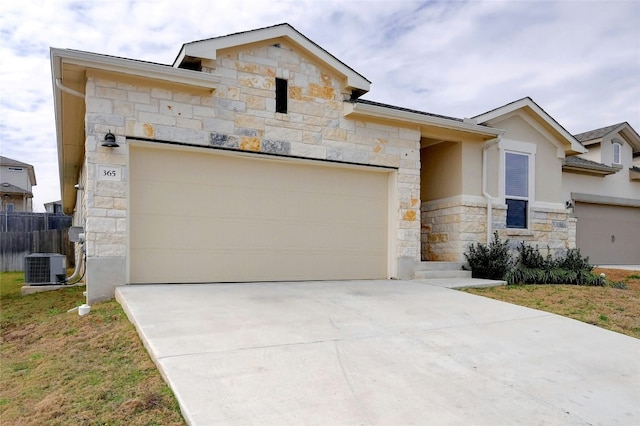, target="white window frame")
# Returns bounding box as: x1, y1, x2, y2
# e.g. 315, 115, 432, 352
498, 139, 536, 230
612, 141, 622, 165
